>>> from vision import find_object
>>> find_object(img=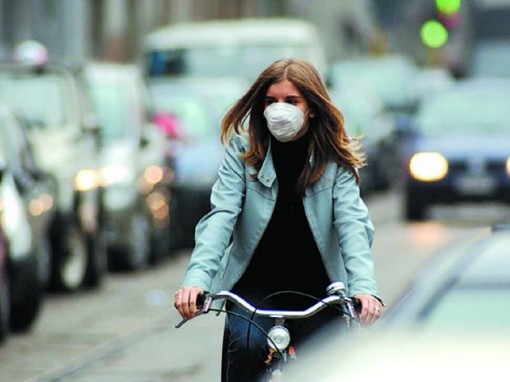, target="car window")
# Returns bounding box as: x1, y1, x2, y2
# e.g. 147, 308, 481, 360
87, 81, 140, 141
151, 43, 313, 80
0, 110, 36, 174
0, 73, 72, 128
420, 289, 510, 332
